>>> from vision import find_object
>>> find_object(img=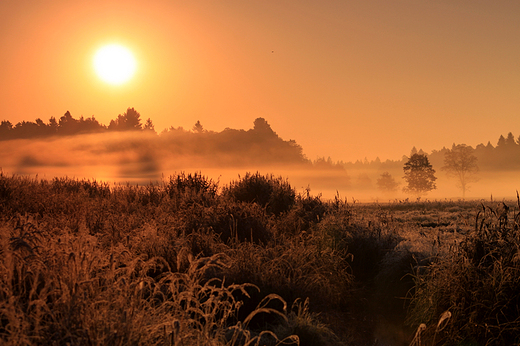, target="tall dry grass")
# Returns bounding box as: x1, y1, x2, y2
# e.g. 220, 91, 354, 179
0, 172, 351, 345
0, 213, 304, 345
4, 170, 519, 346
407, 197, 520, 345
